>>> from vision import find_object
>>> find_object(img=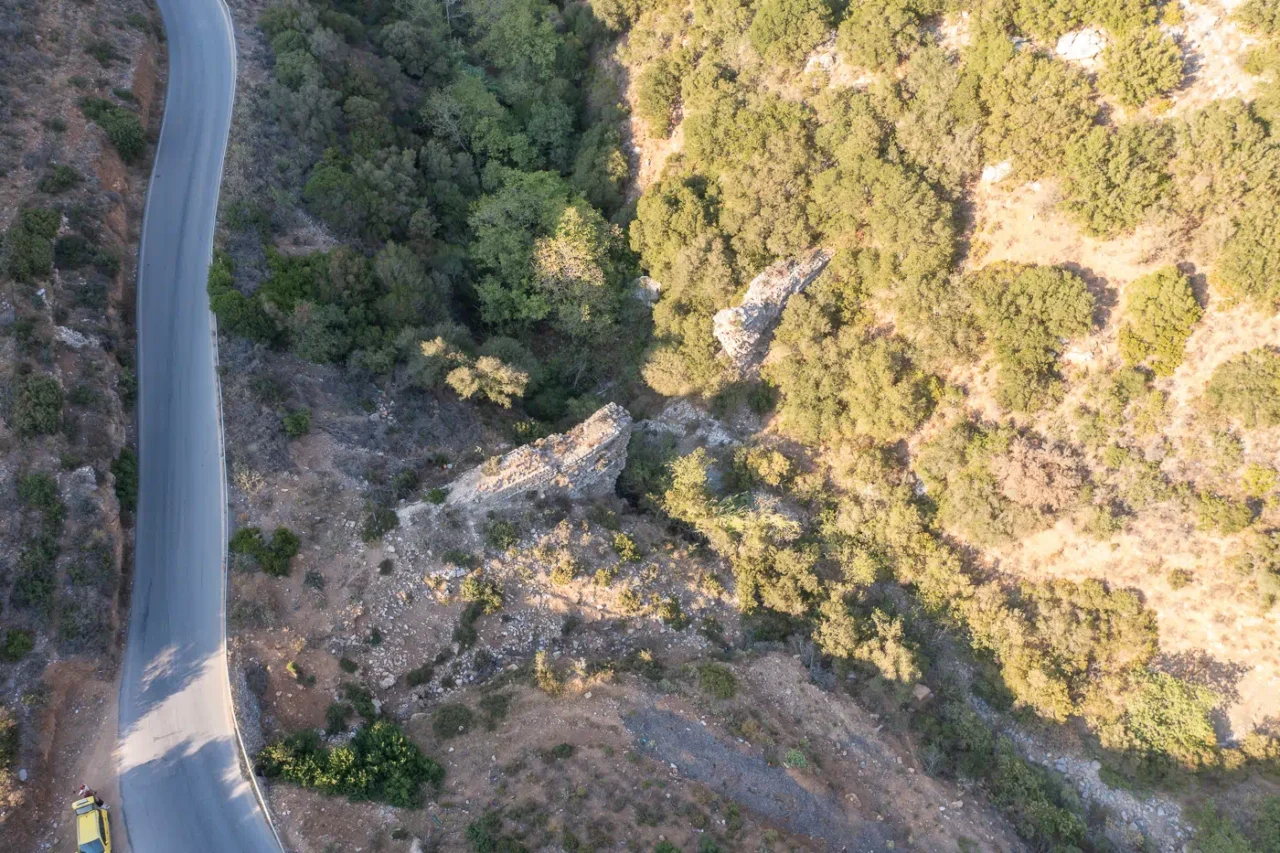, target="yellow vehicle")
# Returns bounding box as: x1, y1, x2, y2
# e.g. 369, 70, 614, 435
72, 796, 112, 853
